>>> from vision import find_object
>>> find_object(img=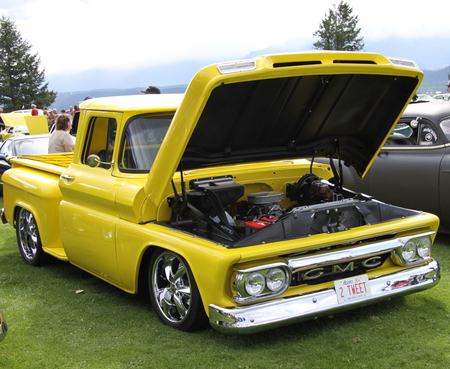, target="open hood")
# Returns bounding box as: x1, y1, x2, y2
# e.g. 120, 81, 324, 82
0, 113, 29, 127
178, 52, 422, 178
